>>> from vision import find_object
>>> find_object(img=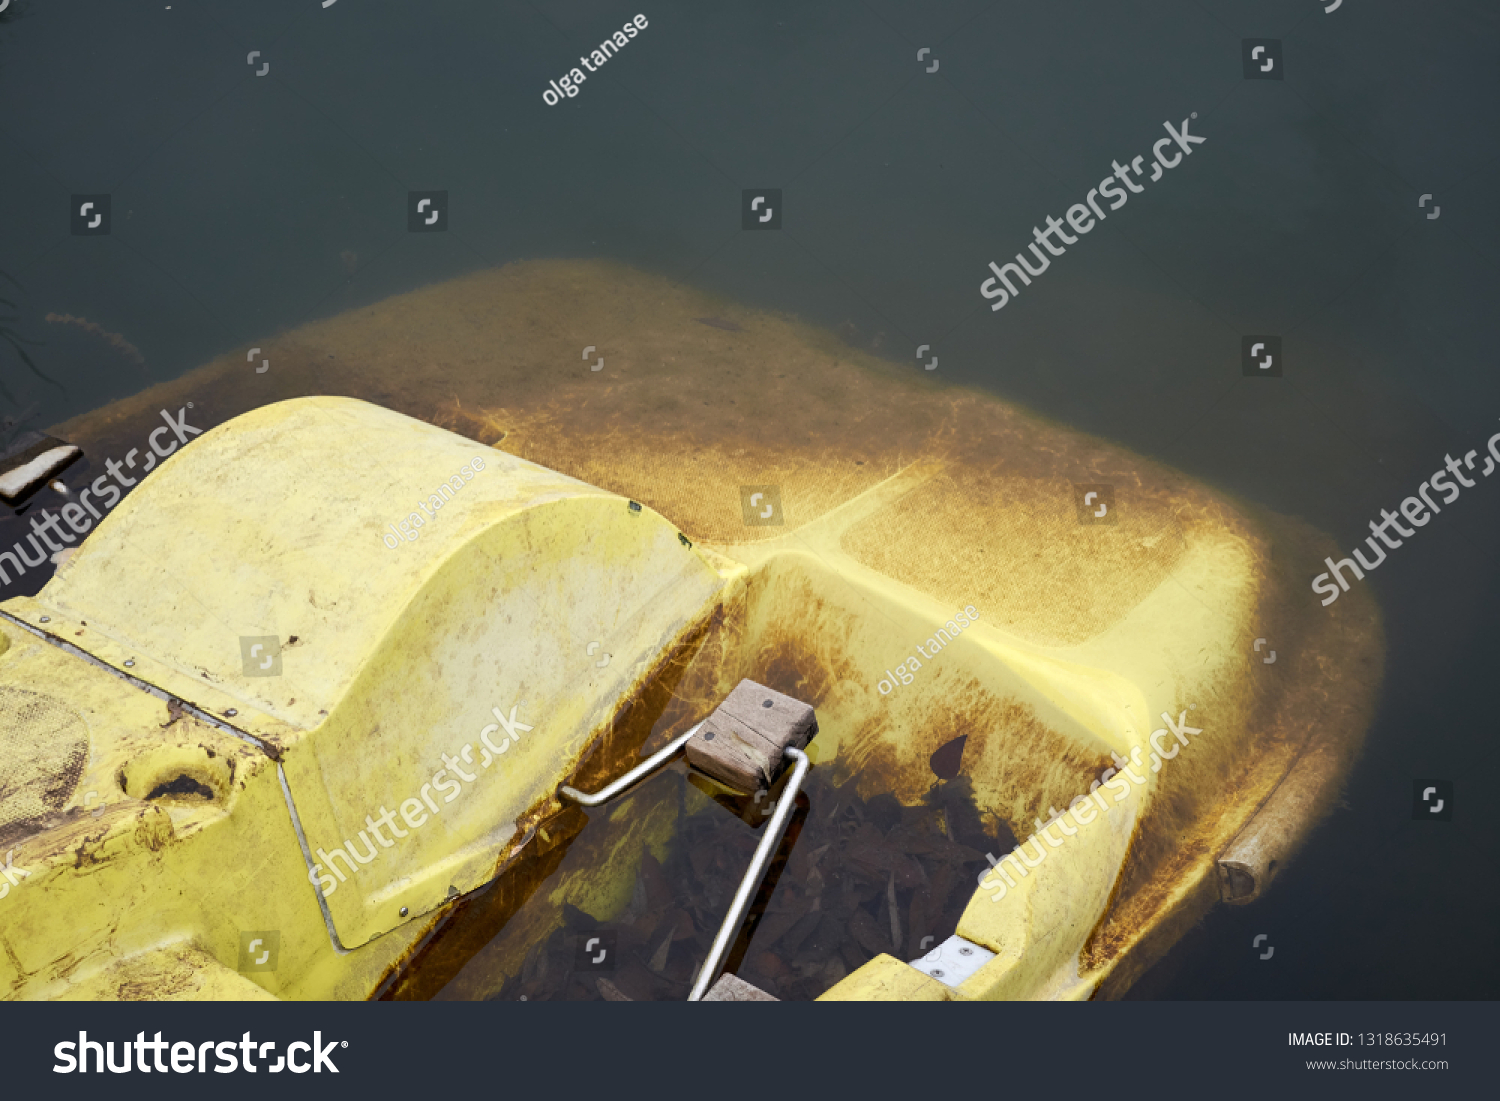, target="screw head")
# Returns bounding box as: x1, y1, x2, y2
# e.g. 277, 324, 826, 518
703, 729, 715, 741
762, 699, 773, 708
399, 906, 409, 917
930, 968, 945, 978
958, 946, 973, 956
225, 708, 238, 717
39, 616, 50, 623
124, 659, 135, 667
